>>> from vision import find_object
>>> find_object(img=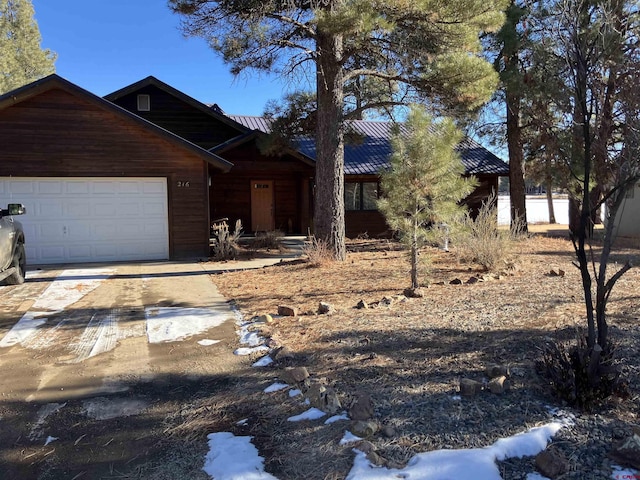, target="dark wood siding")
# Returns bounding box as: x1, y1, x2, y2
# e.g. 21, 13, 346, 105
111, 85, 241, 150
0, 88, 212, 259
210, 142, 314, 234
343, 174, 500, 238
464, 175, 499, 217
